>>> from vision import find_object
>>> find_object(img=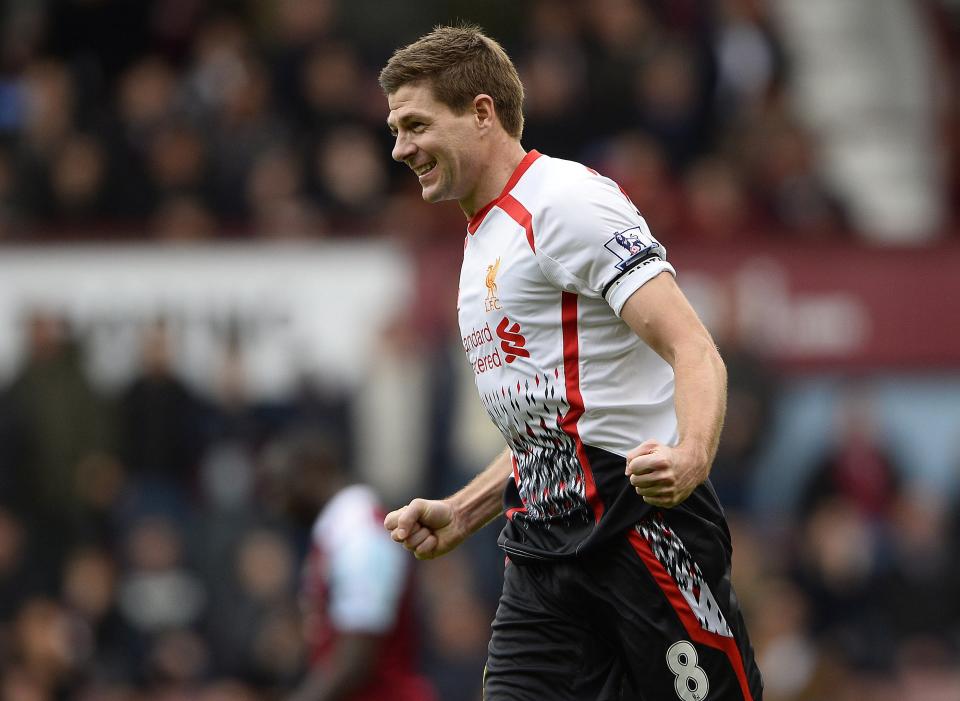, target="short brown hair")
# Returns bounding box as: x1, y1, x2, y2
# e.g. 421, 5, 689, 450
379, 25, 525, 139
